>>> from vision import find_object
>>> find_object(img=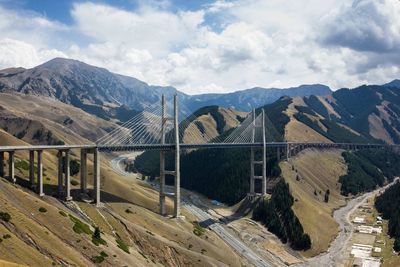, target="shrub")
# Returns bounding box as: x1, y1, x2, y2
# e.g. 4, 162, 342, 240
125, 209, 133, 214
39, 207, 47, 213
116, 238, 130, 254
92, 227, 107, 246
193, 222, 206, 236
0, 212, 11, 222
70, 180, 79, 186
69, 215, 92, 235
59, 210, 67, 217
3, 234, 11, 239
324, 189, 330, 203
91, 255, 105, 264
